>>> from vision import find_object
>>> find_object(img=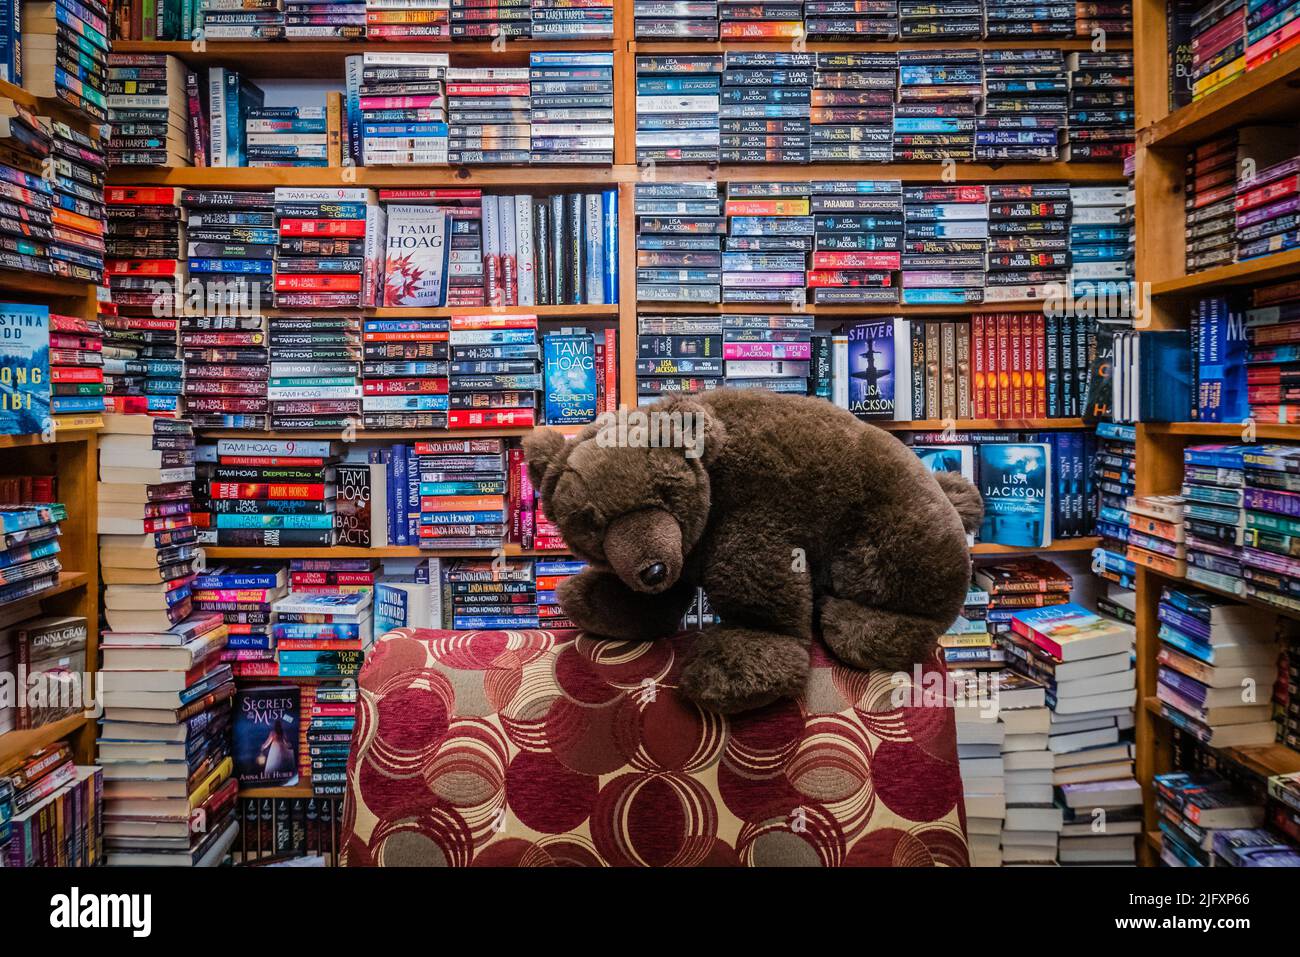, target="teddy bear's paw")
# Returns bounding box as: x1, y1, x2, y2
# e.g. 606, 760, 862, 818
679, 627, 810, 715
818, 596, 940, 673
558, 570, 690, 642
